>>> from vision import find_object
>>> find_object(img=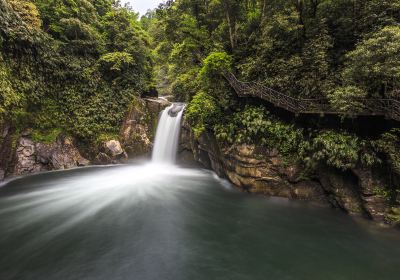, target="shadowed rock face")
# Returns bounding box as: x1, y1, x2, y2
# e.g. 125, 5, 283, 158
179, 121, 399, 227
119, 97, 171, 159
